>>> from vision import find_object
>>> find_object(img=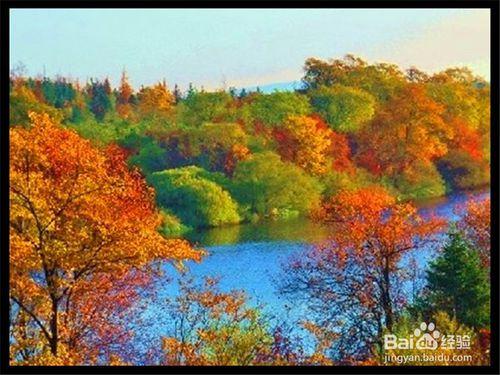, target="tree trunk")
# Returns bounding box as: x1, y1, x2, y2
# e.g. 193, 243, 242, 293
49, 296, 58, 356
382, 258, 393, 332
